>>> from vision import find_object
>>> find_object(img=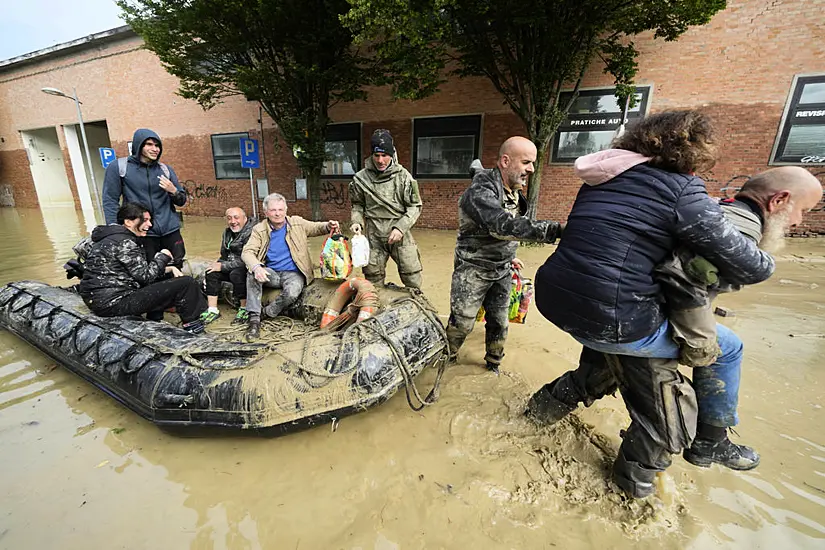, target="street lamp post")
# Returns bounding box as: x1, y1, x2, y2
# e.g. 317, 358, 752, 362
41, 86, 103, 223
